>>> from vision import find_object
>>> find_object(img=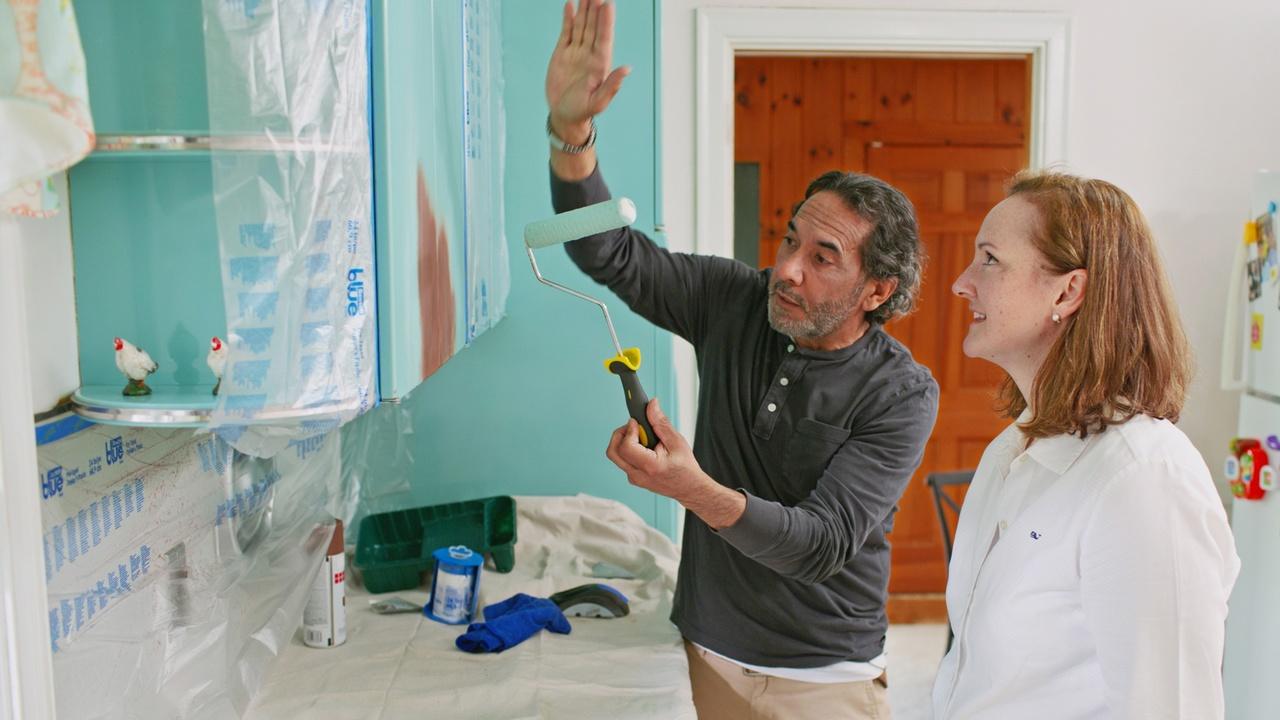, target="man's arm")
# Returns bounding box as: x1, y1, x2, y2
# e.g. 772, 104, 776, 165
719, 379, 938, 584
612, 379, 940, 585
545, 0, 627, 182
607, 399, 747, 529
